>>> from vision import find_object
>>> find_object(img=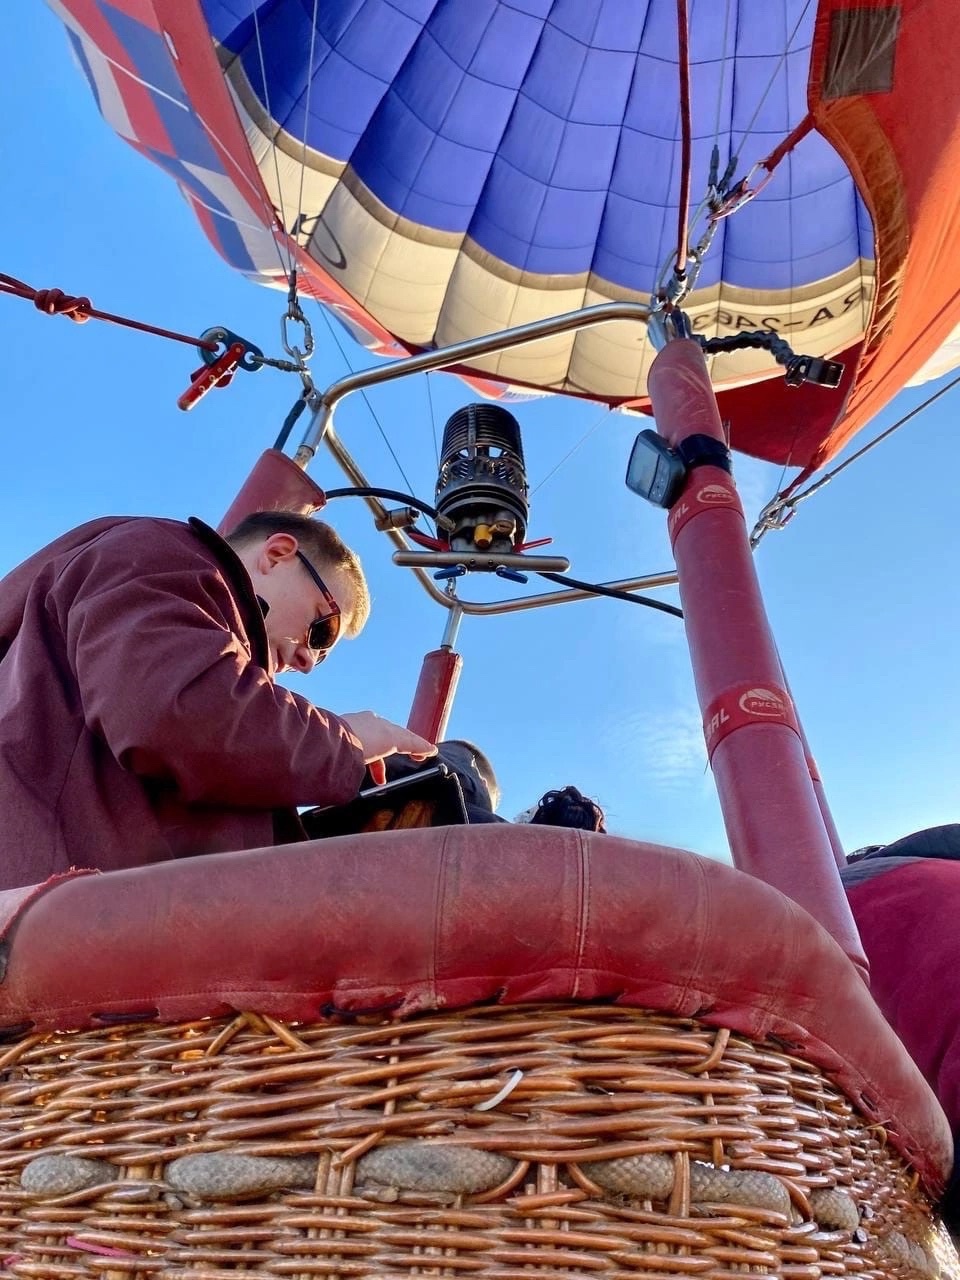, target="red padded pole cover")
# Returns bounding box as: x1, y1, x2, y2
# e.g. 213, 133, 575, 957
799, 731, 847, 872
217, 449, 328, 535
778, 662, 846, 871
407, 648, 462, 743
647, 339, 866, 977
